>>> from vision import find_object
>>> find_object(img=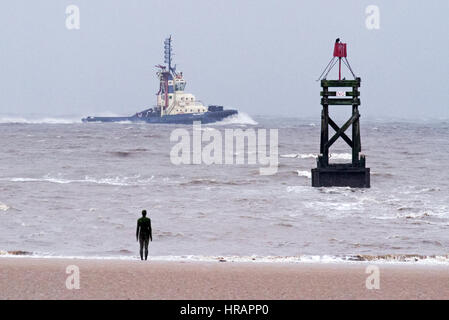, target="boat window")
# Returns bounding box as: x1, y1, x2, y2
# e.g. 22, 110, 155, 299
175, 81, 186, 91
